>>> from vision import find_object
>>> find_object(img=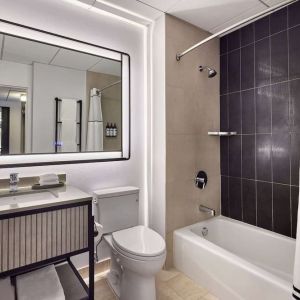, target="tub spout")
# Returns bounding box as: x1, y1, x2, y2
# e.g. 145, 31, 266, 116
199, 205, 215, 217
